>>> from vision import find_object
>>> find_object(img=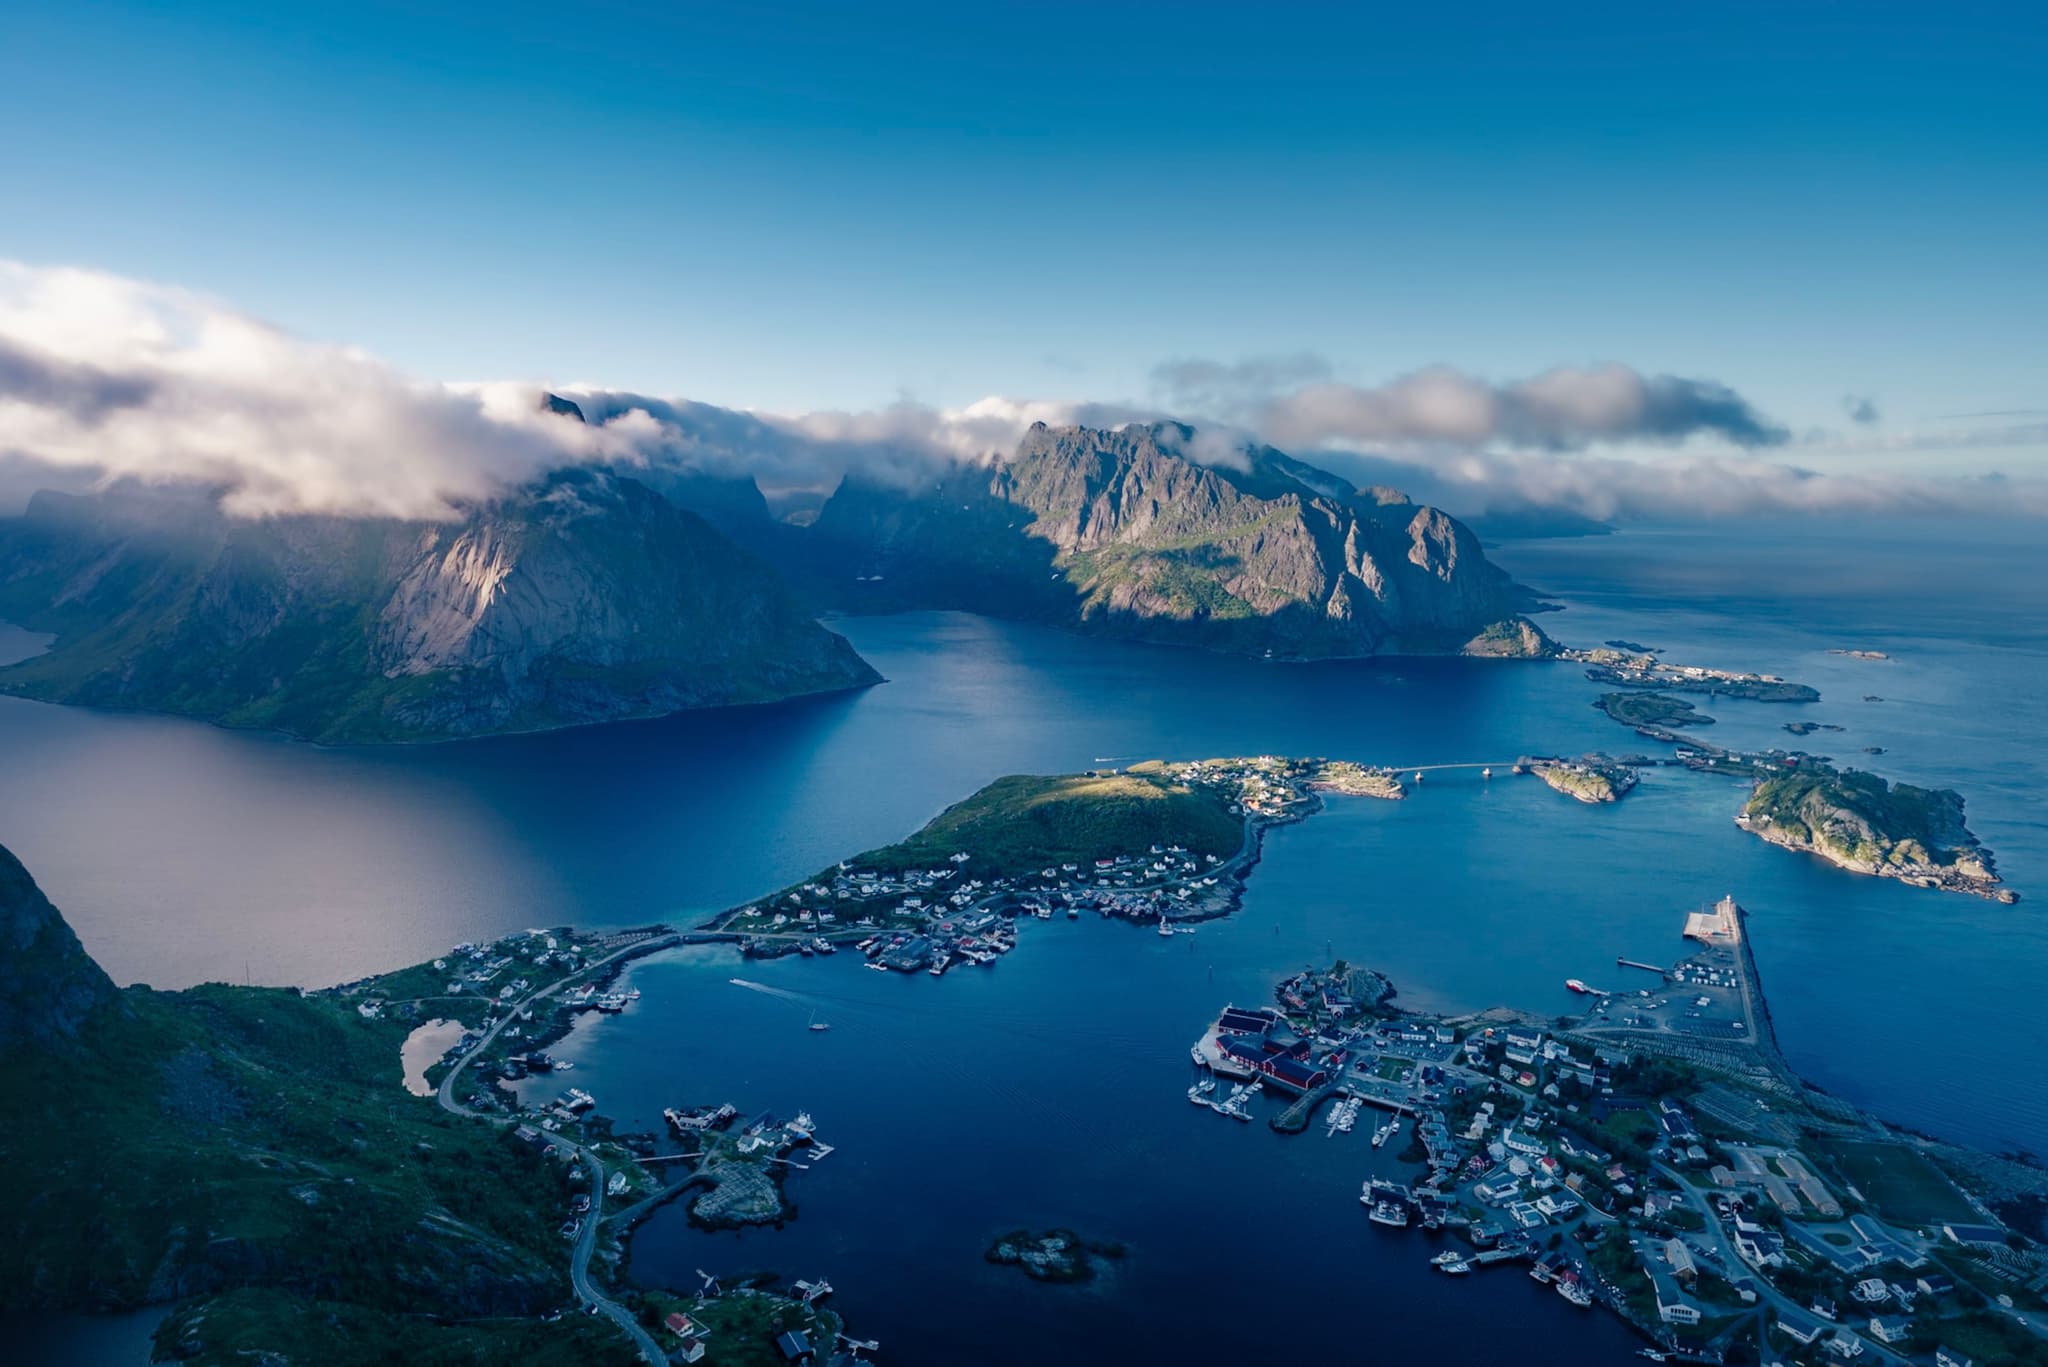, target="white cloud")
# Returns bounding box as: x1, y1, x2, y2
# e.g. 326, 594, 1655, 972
0, 262, 644, 518
1, 262, 2039, 525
